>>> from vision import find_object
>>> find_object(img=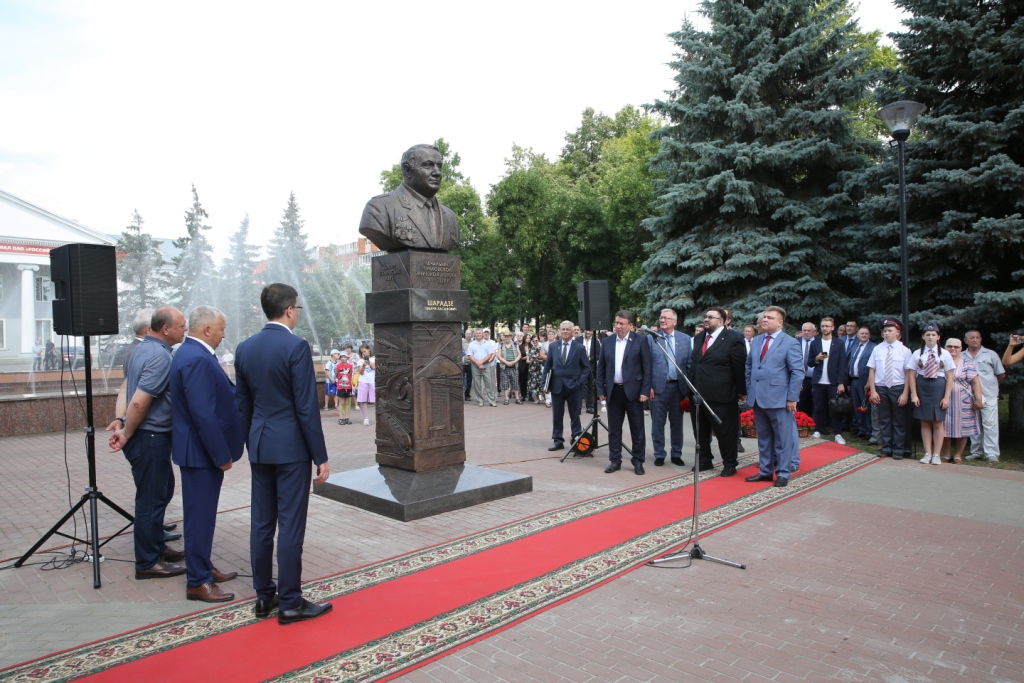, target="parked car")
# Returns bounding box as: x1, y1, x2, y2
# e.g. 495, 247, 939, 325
61, 346, 87, 370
